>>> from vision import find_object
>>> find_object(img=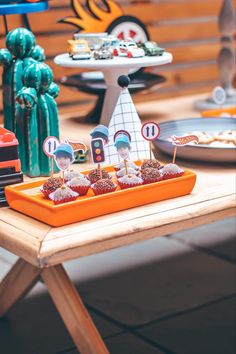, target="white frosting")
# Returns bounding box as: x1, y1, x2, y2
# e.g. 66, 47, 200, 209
163, 163, 183, 174
49, 186, 78, 201
118, 175, 143, 185
64, 170, 84, 181
67, 176, 90, 187
116, 167, 139, 177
